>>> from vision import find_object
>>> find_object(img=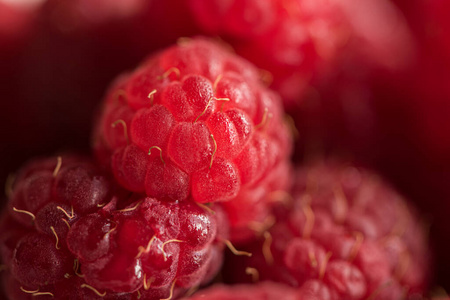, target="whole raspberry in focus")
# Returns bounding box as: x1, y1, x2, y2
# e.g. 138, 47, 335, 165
93, 38, 292, 243
222, 161, 431, 299
183, 282, 299, 300
0, 155, 227, 299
